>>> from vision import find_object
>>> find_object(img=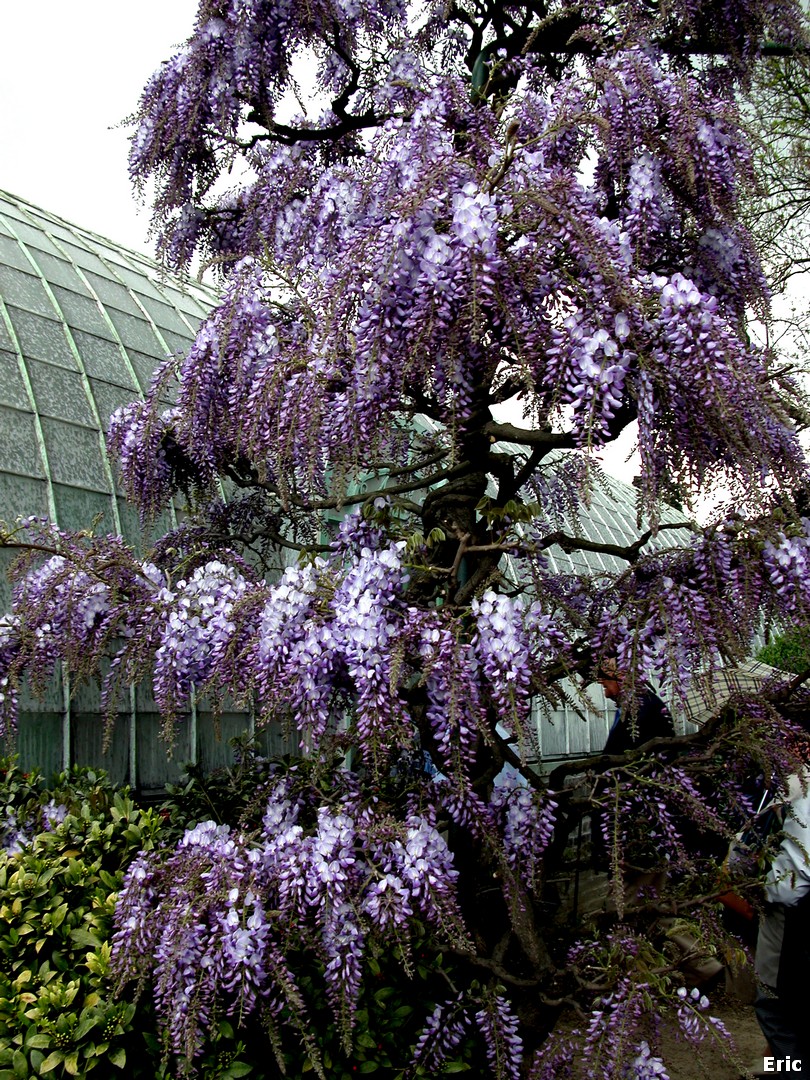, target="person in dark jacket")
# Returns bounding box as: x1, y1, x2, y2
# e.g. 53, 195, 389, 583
751, 768, 810, 1079
597, 659, 674, 754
